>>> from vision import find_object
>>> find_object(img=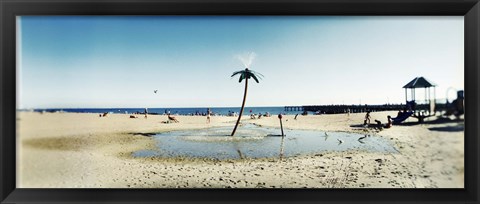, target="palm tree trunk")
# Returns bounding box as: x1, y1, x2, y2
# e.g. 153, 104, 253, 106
231, 78, 248, 136
279, 118, 284, 136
